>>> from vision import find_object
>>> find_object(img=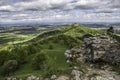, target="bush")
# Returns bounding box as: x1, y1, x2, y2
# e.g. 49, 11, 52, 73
48, 44, 53, 49
2, 60, 18, 76
10, 45, 29, 64
16, 50, 28, 64
32, 51, 47, 70
27, 44, 39, 54
0, 50, 9, 66
107, 26, 114, 34
43, 60, 58, 77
